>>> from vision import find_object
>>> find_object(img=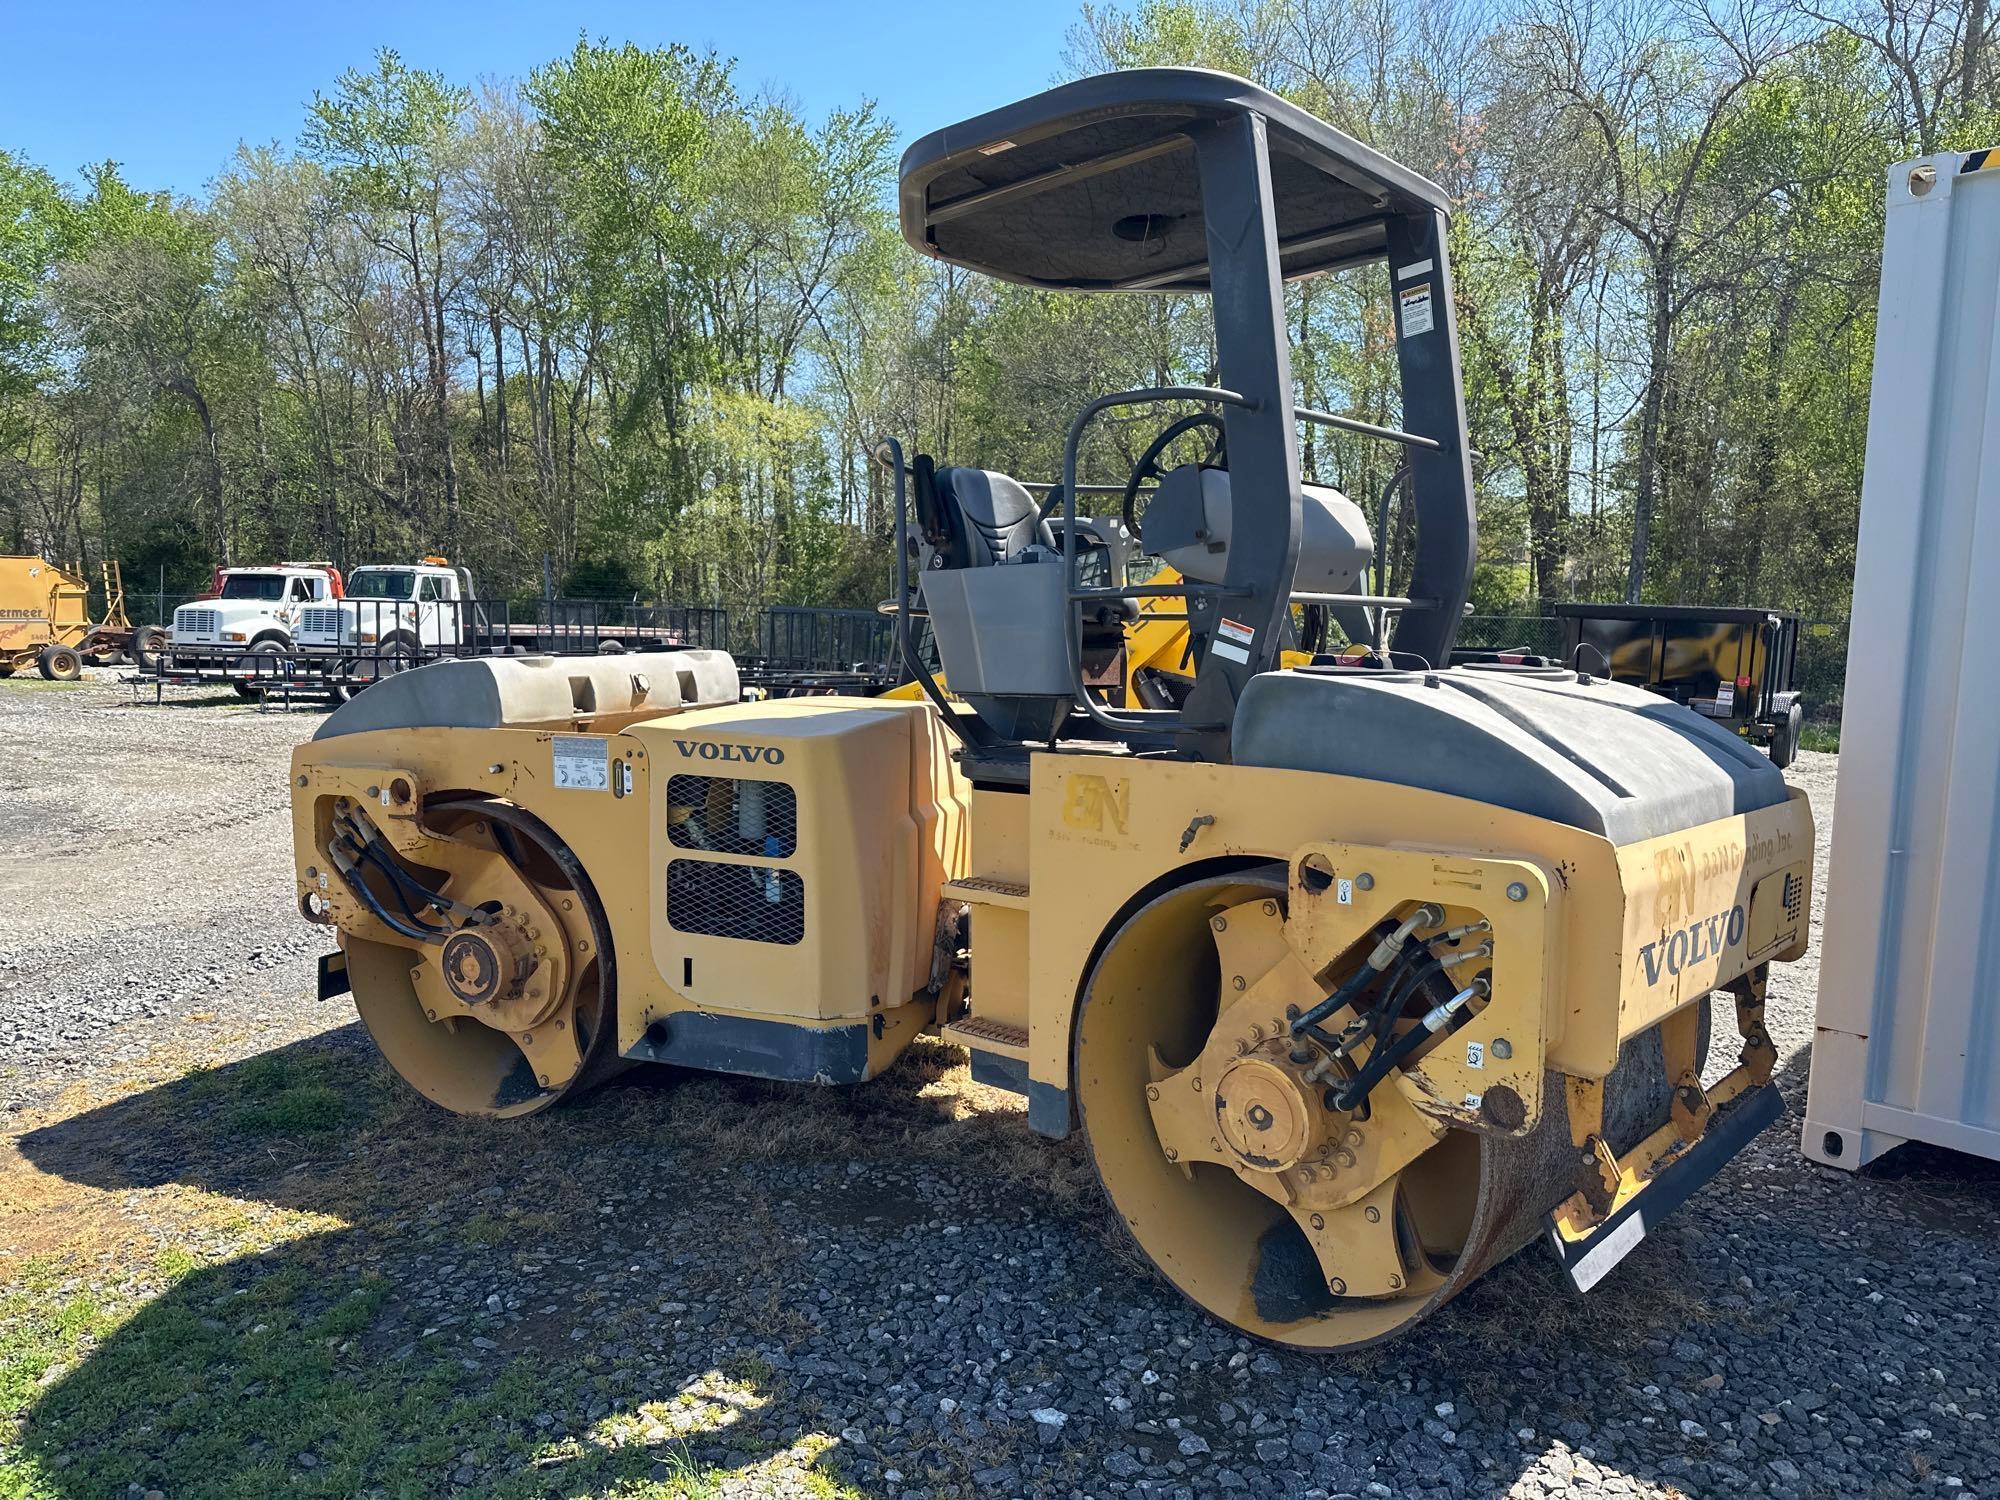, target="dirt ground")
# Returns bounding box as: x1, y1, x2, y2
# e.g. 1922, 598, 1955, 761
0, 674, 1994, 1500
